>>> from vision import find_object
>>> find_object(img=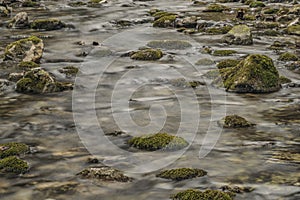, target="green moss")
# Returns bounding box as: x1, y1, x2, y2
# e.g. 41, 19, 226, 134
156, 168, 207, 181
147, 40, 192, 50
22, 1, 39, 7
0, 156, 29, 174
213, 50, 237, 56
205, 26, 232, 34
249, 1, 266, 8
263, 29, 280, 36
263, 8, 279, 14
30, 19, 66, 31
68, 1, 87, 7
153, 15, 177, 28
217, 59, 240, 69
130, 49, 163, 61
278, 52, 299, 61
128, 133, 188, 151
221, 115, 254, 128
18, 61, 40, 69
255, 22, 279, 29
203, 4, 229, 12
286, 25, 300, 36
58, 66, 79, 77
215, 54, 280, 93
244, 15, 256, 21
0, 142, 30, 159
279, 76, 292, 84
152, 11, 176, 20
171, 189, 234, 200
